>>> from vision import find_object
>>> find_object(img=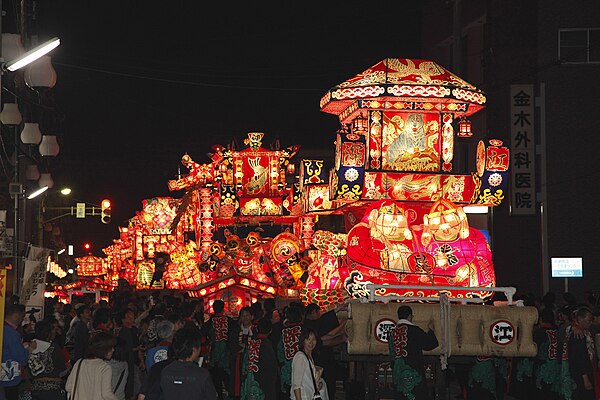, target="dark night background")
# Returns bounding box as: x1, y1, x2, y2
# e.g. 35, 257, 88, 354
32, 2, 422, 253
3, 1, 599, 298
